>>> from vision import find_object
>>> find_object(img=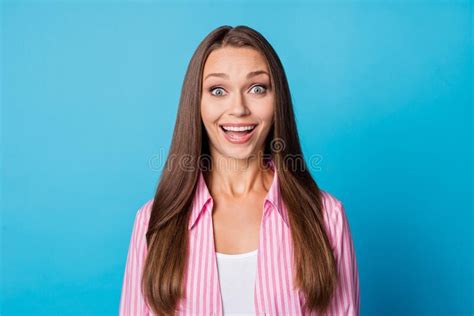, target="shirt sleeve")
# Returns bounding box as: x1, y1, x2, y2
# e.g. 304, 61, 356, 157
325, 200, 360, 316
119, 204, 151, 316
